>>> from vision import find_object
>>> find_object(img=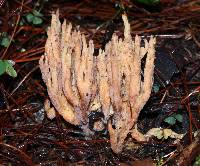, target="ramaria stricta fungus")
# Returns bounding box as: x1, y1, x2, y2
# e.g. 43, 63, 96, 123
39, 10, 156, 153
